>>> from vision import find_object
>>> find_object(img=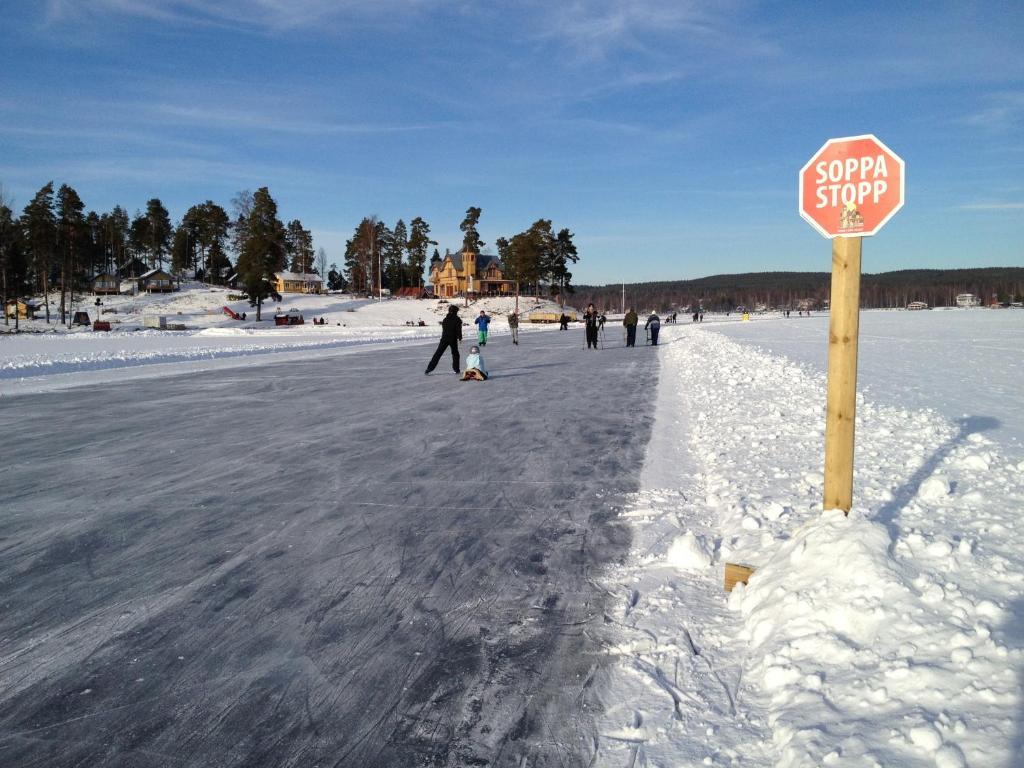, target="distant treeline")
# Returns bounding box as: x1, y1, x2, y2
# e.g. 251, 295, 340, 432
574, 268, 1024, 313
